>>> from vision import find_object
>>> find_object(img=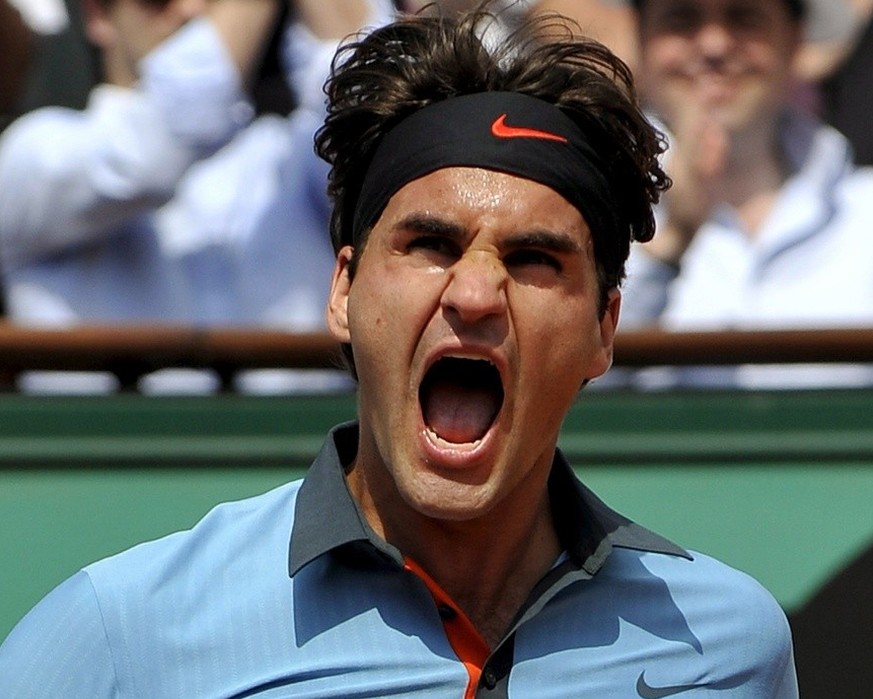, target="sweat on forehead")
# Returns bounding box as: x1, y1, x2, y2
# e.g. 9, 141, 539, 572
350, 92, 621, 248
